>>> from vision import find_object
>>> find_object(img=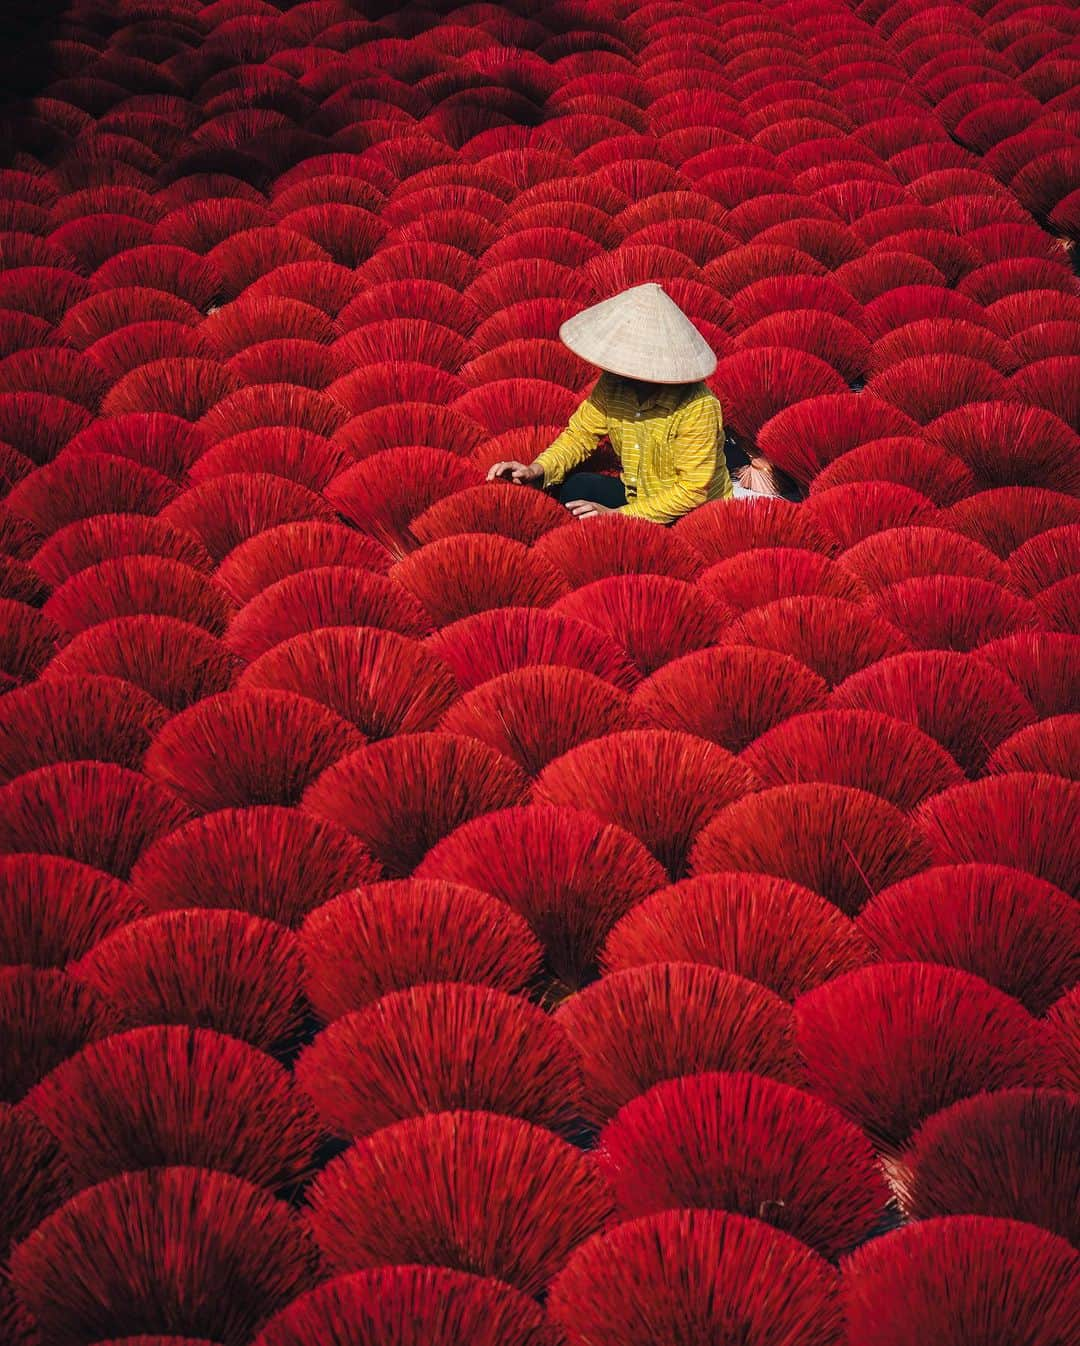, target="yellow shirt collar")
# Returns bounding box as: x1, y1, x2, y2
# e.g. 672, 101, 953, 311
604, 374, 691, 413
